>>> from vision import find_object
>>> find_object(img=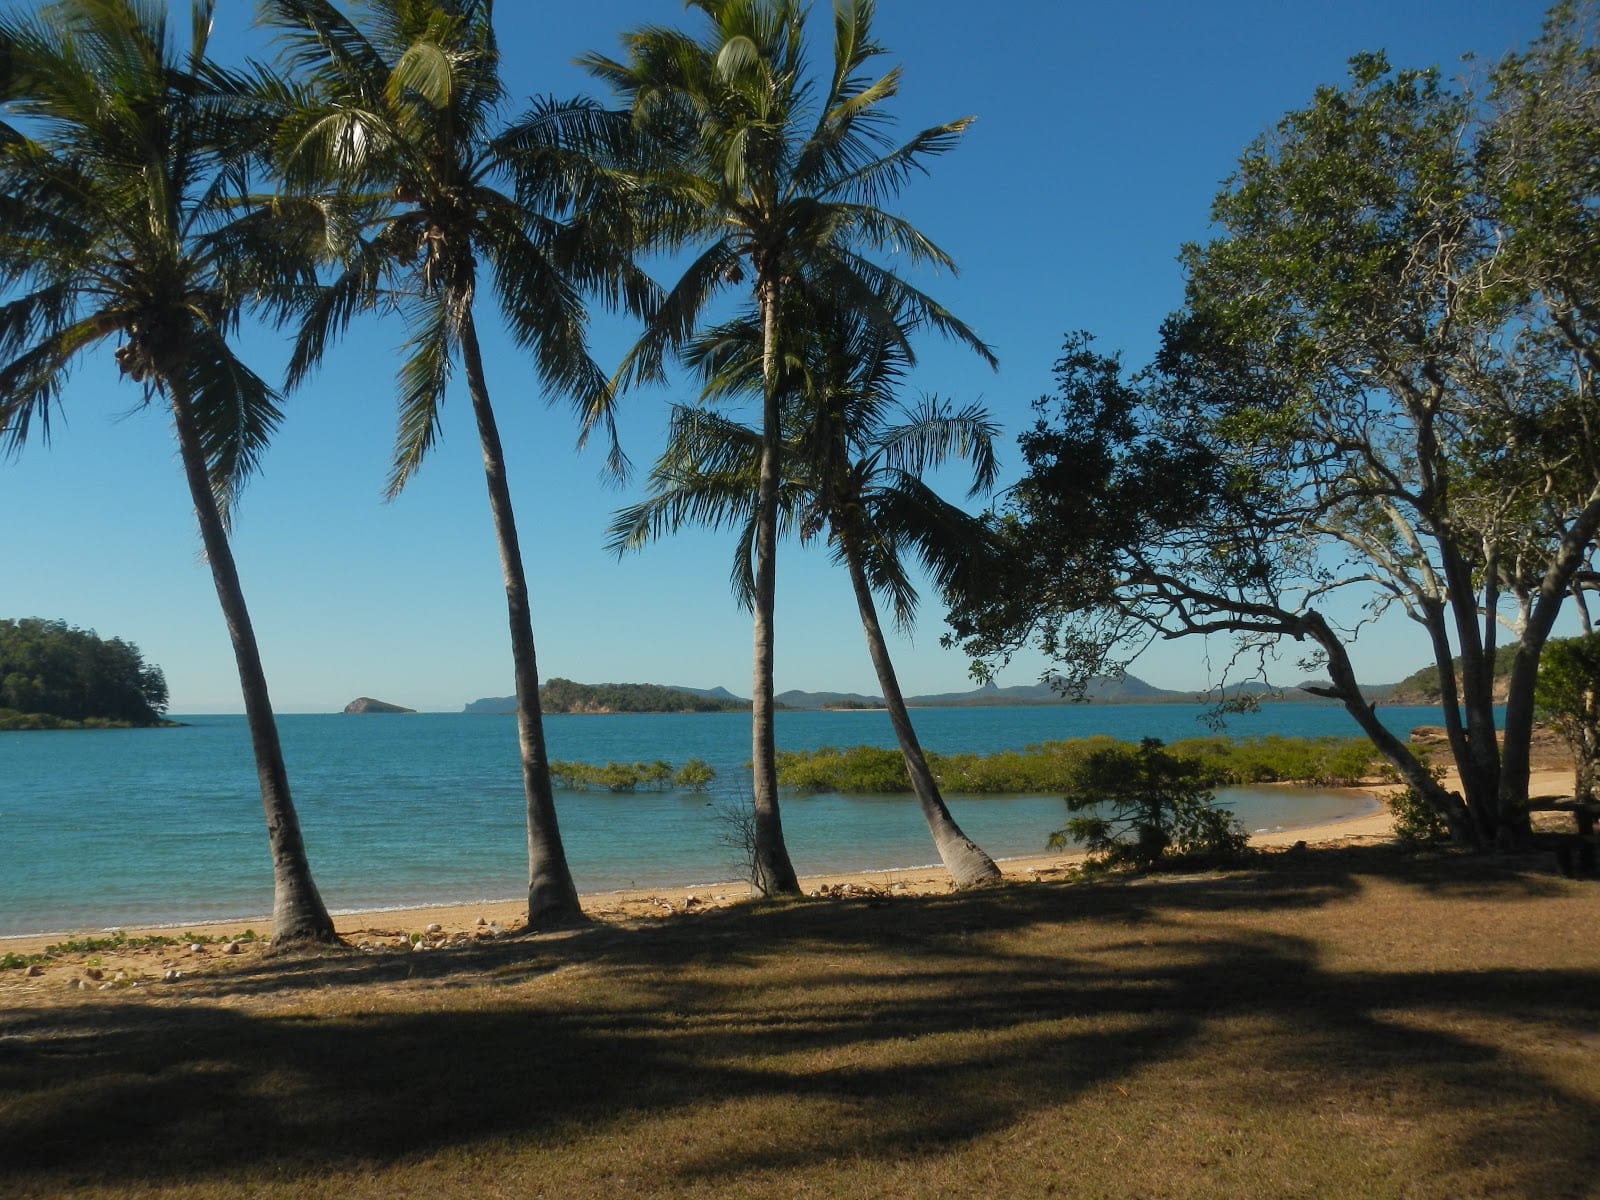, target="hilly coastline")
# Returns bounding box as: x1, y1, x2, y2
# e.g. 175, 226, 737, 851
465, 673, 1399, 714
